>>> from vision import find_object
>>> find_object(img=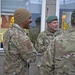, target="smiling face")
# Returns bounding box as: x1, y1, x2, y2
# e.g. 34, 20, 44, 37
21, 17, 32, 29
47, 20, 58, 31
